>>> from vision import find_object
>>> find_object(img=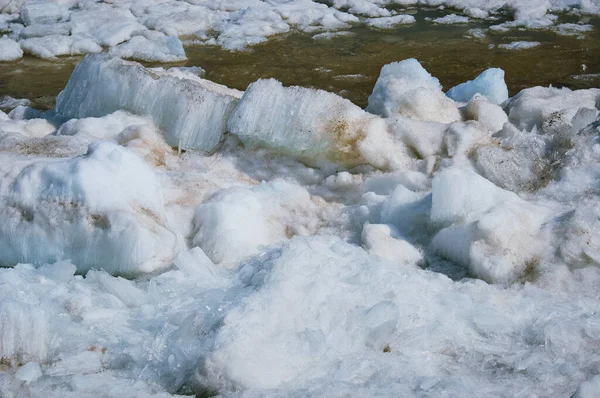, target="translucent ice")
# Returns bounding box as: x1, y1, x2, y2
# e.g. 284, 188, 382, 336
55, 54, 242, 153
228, 78, 410, 168
446, 68, 509, 105
20, 0, 67, 26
